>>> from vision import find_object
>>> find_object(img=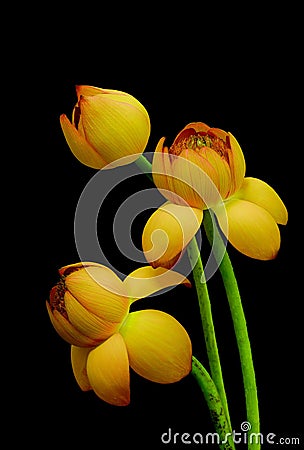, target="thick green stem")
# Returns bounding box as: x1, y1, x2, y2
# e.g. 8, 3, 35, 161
203, 209, 260, 450
187, 239, 232, 435
192, 356, 235, 450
